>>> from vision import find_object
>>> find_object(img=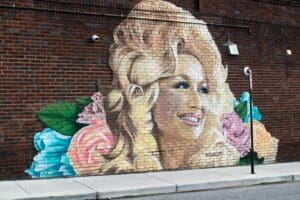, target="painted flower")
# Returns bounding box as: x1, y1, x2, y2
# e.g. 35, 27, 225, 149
76, 92, 106, 124
25, 128, 76, 178
234, 92, 262, 123
68, 118, 114, 175
247, 121, 274, 158
221, 111, 251, 157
